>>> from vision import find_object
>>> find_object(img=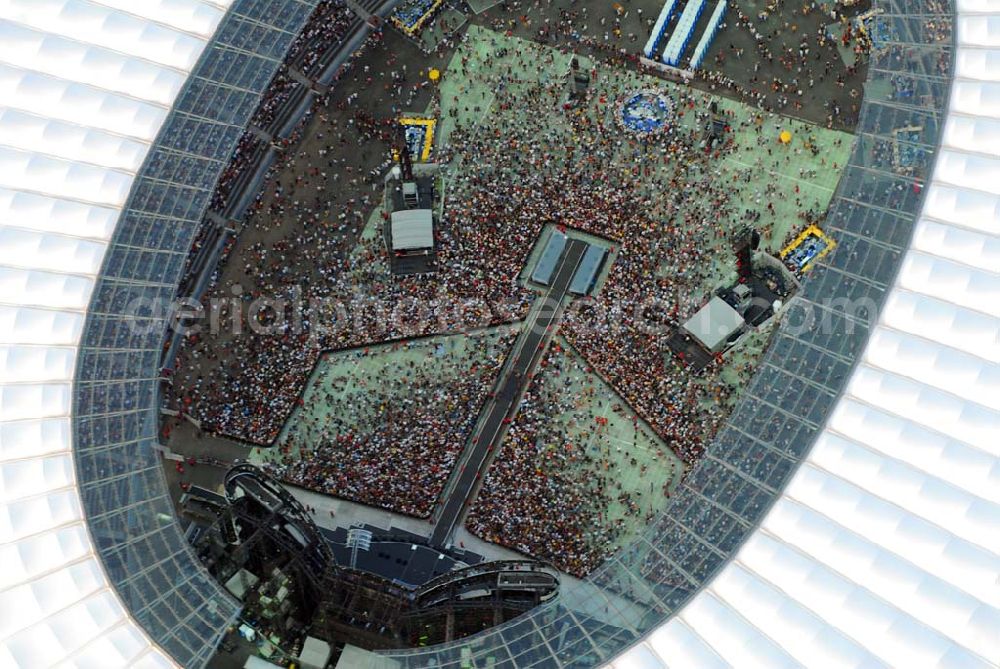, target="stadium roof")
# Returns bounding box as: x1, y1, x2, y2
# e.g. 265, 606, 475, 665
0, 0, 996, 668
603, 1, 1000, 666
0, 1, 234, 667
